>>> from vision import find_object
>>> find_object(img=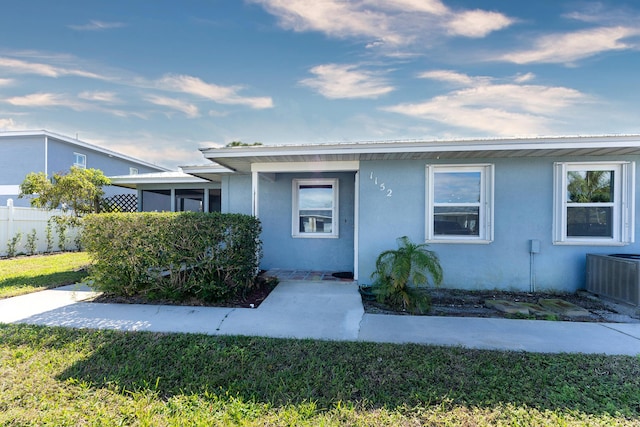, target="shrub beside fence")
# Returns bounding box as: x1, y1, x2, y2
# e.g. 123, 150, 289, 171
82, 212, 262, 302
0, 200, 80, 257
